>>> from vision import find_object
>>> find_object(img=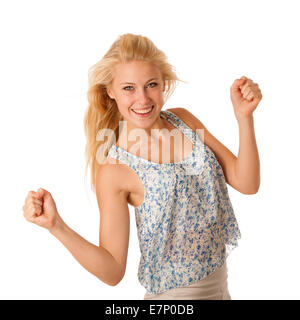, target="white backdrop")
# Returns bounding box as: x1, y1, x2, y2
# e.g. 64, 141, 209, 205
1, 0, 299, 300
